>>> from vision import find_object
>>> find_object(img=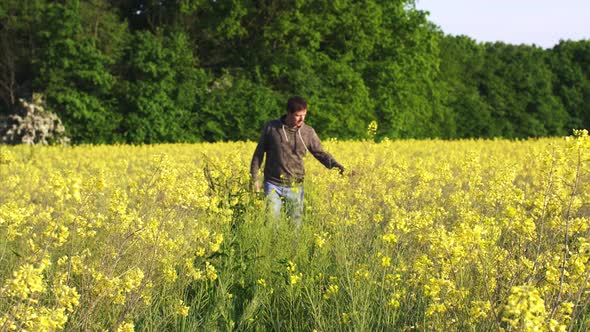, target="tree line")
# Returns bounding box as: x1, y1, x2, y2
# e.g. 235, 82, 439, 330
0, 0, 588, 144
